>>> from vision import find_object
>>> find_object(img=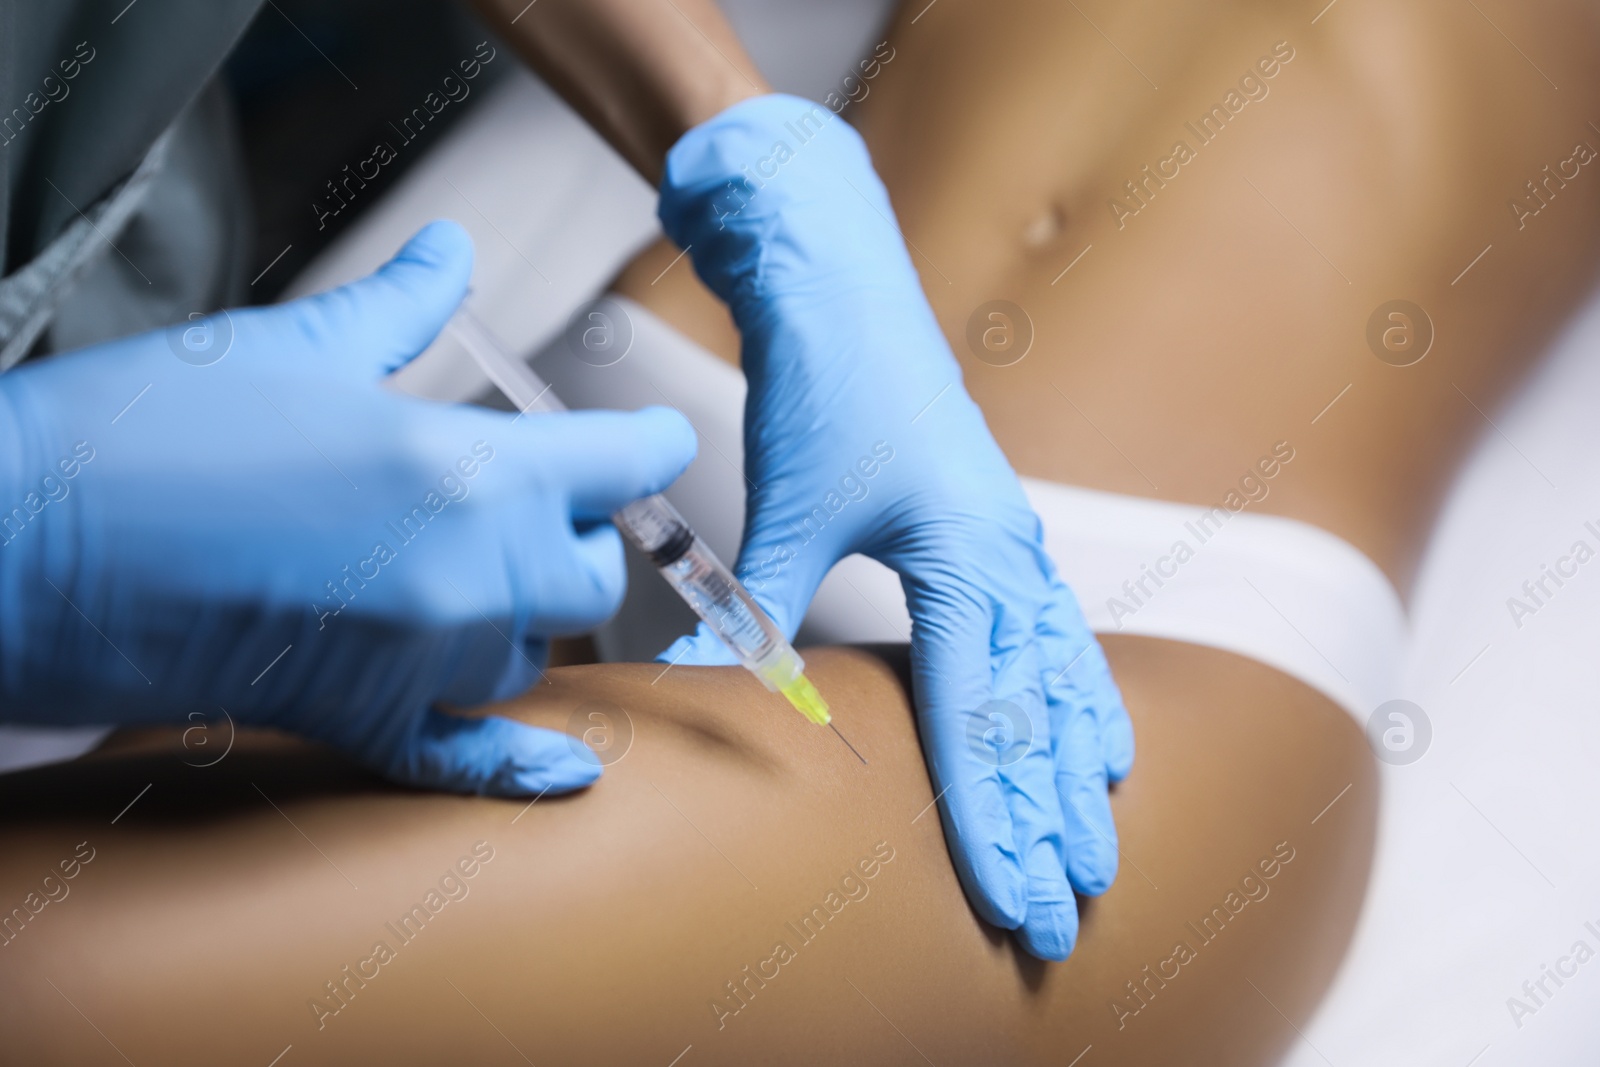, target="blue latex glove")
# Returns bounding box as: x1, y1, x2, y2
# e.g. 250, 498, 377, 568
0, 221, 696, 796
658, 95, 1134, 960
